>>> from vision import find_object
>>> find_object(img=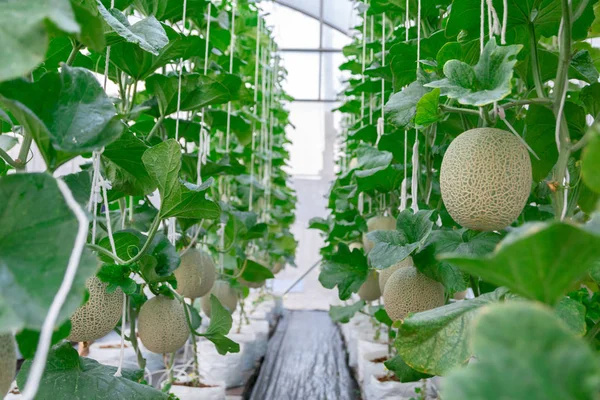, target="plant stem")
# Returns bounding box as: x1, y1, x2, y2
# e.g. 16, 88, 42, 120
502, 98, 553, 109
551, 0, 573, 219
128, 303, 146, 369
528, 23, 546, 99
585, 320, 600, 342
66, 41, 82, 66
86, 244, 126, 264
16, 131, 32, 170
0, 148, 21, 168
146, 115, 166, 141
440, 105, 480, 116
